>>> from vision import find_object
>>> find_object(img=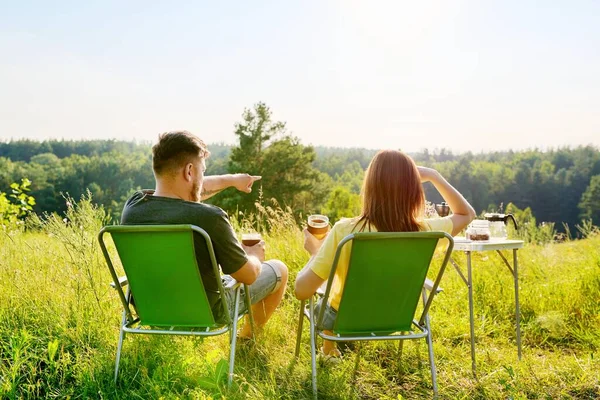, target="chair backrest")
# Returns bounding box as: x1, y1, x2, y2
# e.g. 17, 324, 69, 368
99, 225, 227, 328
320, 231, 453, 336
